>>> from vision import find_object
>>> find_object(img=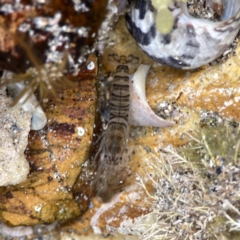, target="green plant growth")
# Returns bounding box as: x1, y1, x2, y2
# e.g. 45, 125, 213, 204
136, 115, 240, 239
